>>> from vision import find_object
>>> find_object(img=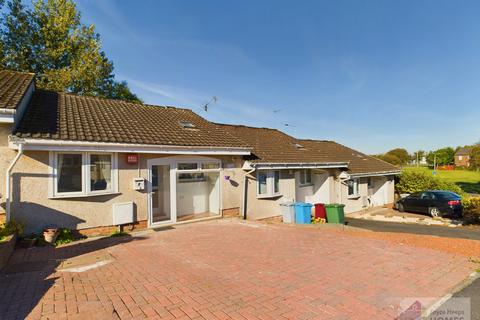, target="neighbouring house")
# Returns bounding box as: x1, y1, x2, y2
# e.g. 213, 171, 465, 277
454, 147, 471, 167
218, 124, 400, 219
0, 70, 401, 234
